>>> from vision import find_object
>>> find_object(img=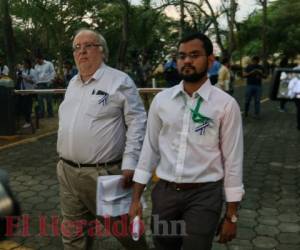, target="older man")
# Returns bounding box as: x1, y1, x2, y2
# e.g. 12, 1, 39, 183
57, 29, 148, 250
